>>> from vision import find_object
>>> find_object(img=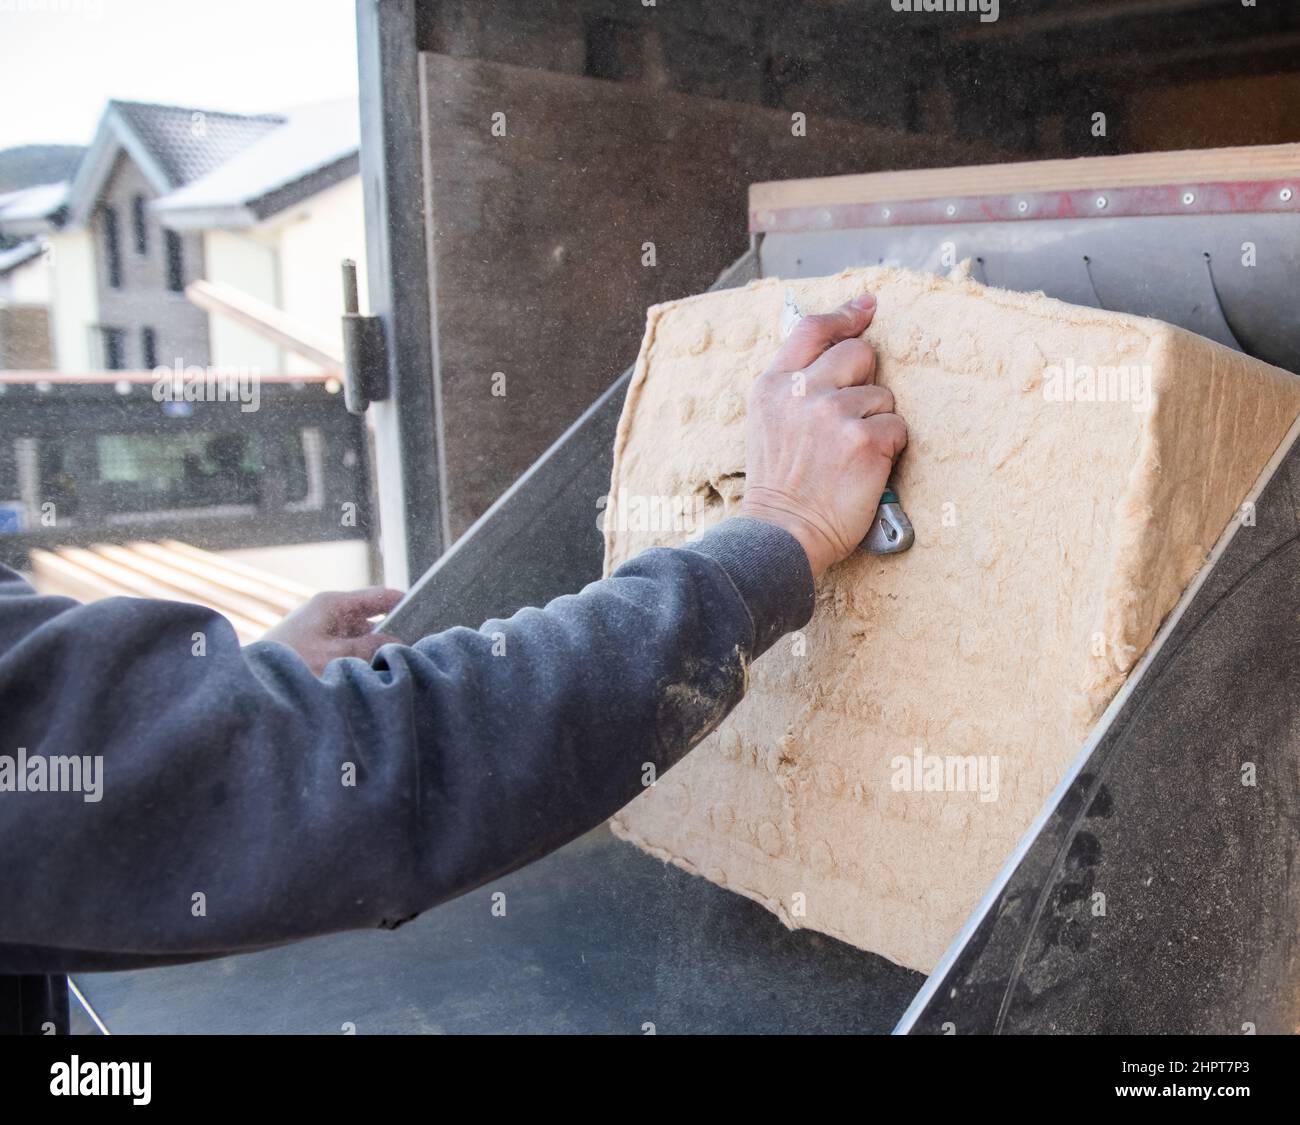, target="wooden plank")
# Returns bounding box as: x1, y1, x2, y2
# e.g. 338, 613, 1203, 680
27, 542, 312, 644
127, 542, 306, 615
46, 546, 267, 642
417, 52, 1011, 537
28, 549, 134, 604
750, 143, 1300, 219
158, 539, 318, 600
90, 544, 283, 631
185, 279, 344, 376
